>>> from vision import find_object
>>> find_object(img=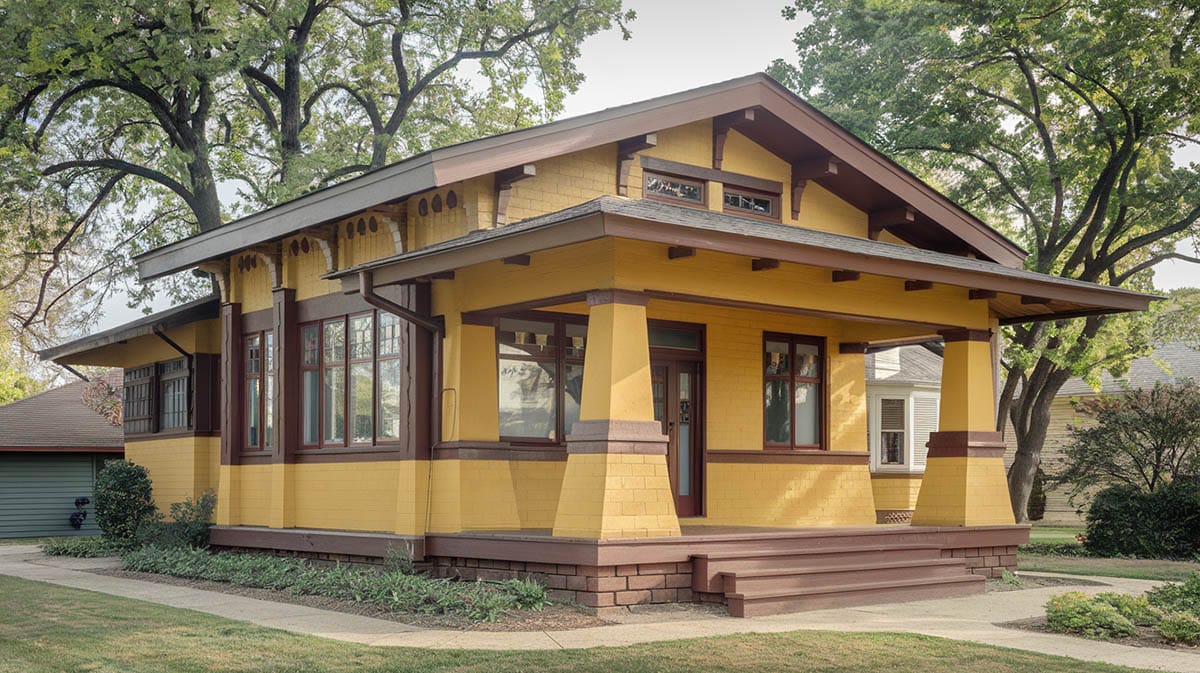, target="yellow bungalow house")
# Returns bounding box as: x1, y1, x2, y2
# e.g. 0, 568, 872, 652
43, 74, 1153, 617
